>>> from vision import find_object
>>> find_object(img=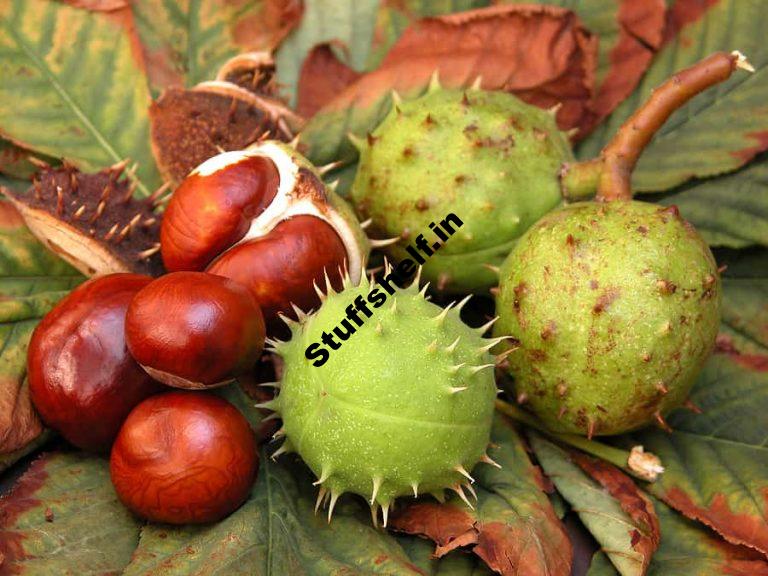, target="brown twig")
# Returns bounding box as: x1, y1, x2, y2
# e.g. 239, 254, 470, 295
596, 51, 752, 201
